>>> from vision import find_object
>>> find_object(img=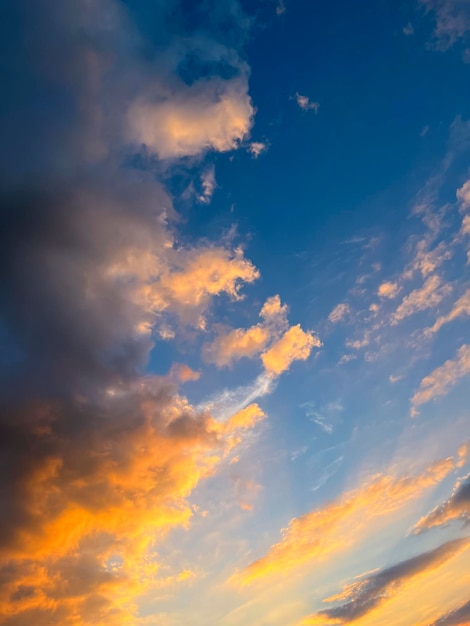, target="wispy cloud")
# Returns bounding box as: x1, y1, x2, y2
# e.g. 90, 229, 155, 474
295, 93, 320, 113
233, 457, 455, 586
300, 539, 469, 624
411, 344, 470, 413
